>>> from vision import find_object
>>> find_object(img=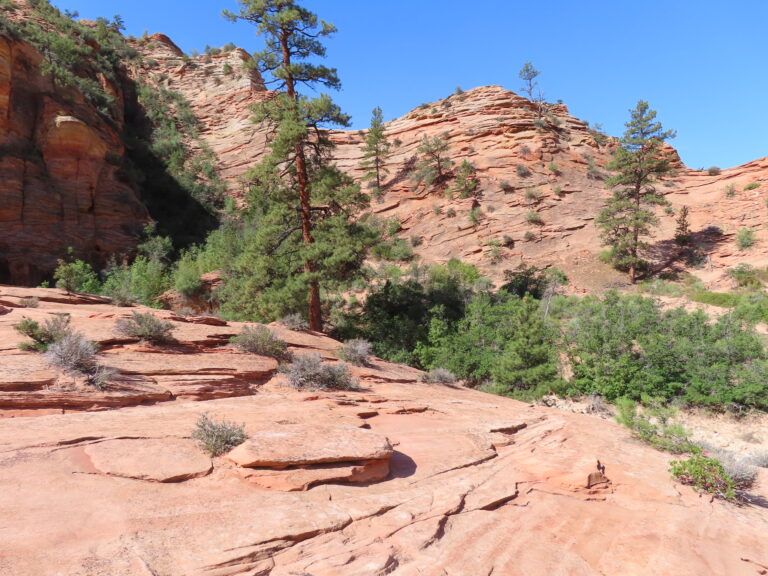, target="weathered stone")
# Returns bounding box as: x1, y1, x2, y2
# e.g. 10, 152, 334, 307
84, 438, 212, 482
226, 424, 393, 468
